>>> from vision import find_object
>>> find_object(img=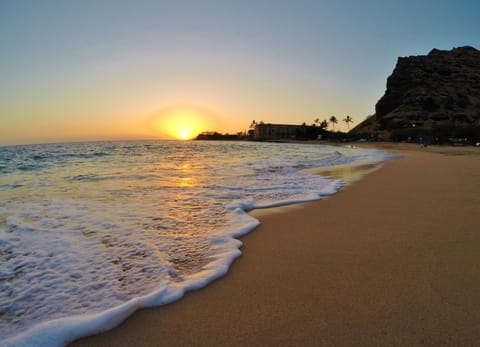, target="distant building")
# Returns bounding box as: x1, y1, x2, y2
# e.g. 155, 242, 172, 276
254, 123, 308, 140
